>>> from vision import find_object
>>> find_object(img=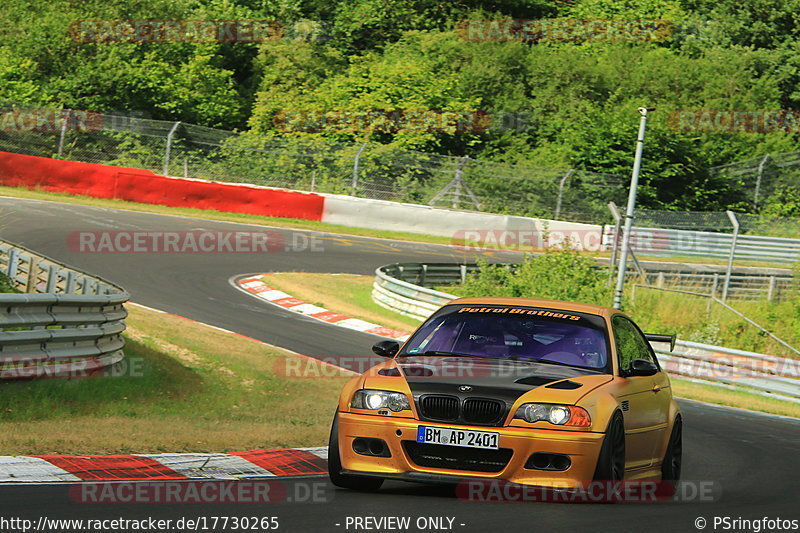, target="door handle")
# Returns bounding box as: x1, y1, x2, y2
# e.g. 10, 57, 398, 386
652, 384, 661, 393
